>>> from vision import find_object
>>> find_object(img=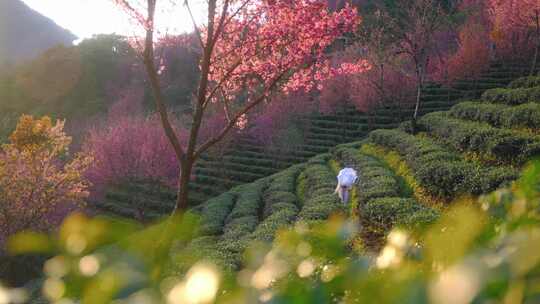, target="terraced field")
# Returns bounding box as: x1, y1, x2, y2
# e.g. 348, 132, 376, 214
93, 61, 537, 219
186, 60, 537, 205
166, 74, 540, 273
